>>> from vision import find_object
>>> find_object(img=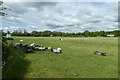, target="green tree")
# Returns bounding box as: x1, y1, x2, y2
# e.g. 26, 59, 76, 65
83, 30, 90, 37
31, 31, 39, 37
